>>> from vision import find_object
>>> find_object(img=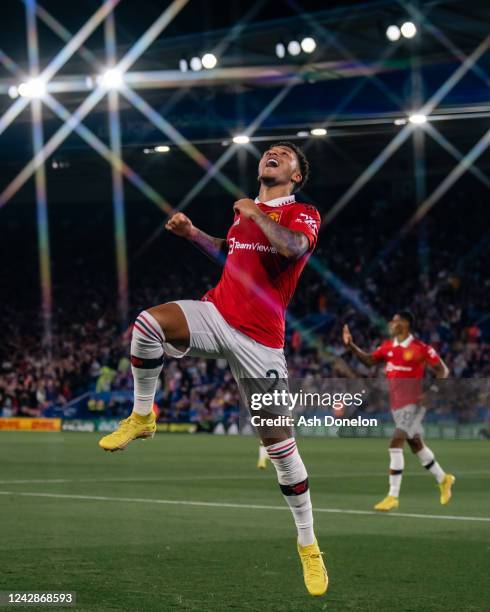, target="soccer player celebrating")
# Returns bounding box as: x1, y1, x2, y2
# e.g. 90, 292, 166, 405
343, 312, 455, 511
99, 142, 328, 597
